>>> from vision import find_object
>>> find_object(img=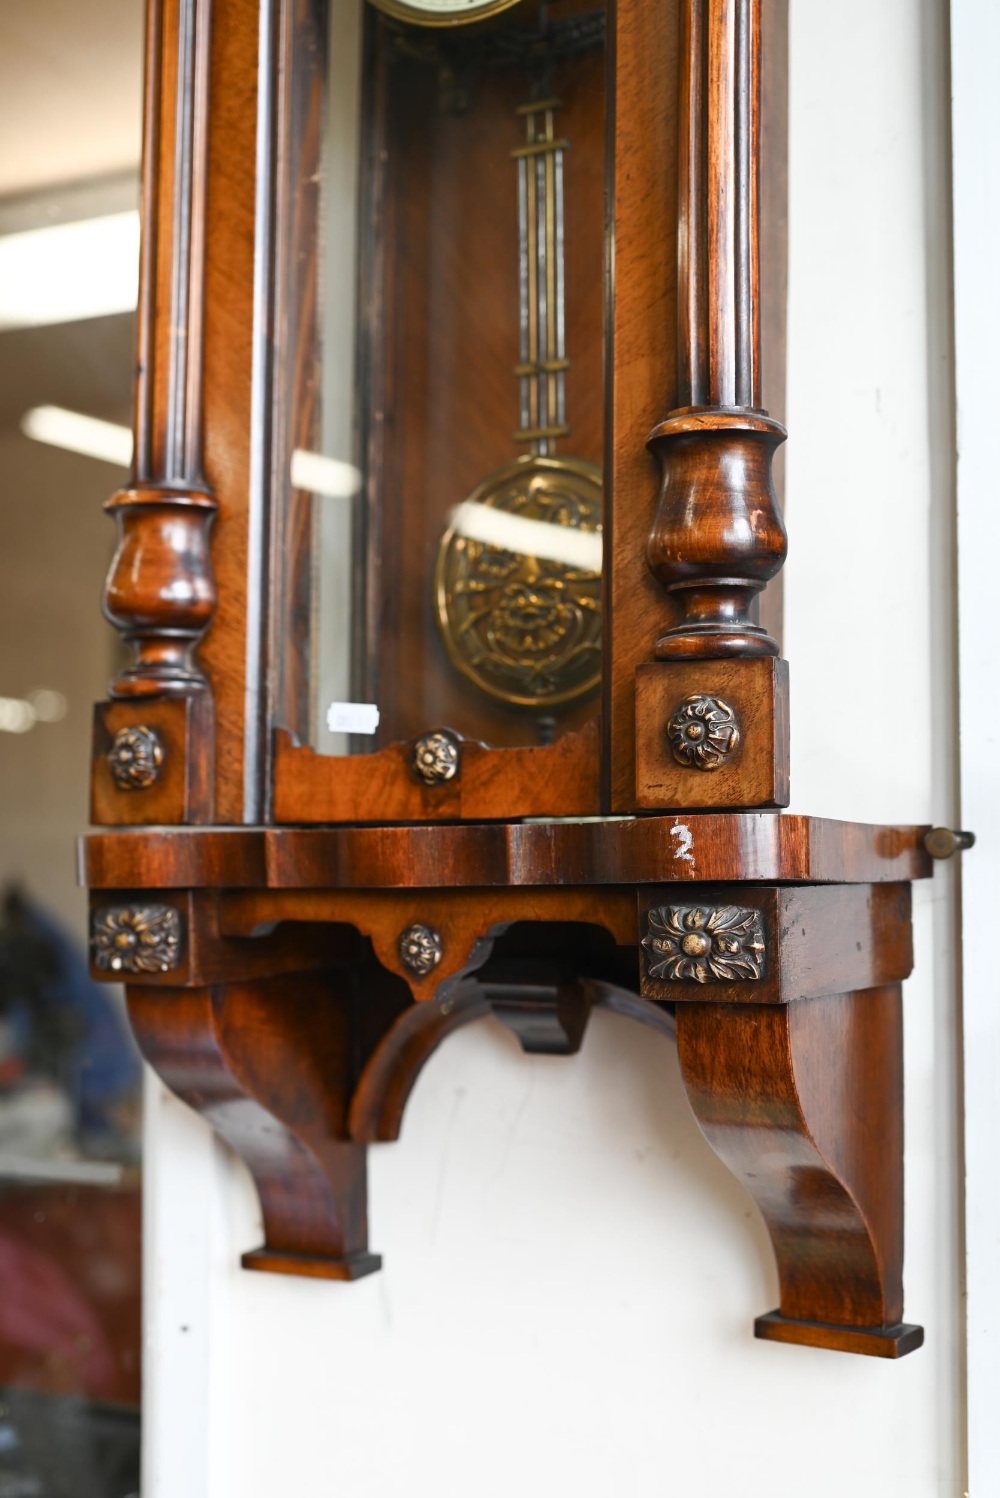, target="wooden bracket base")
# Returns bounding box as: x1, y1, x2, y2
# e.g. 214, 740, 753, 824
83, 817, 933, 1356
